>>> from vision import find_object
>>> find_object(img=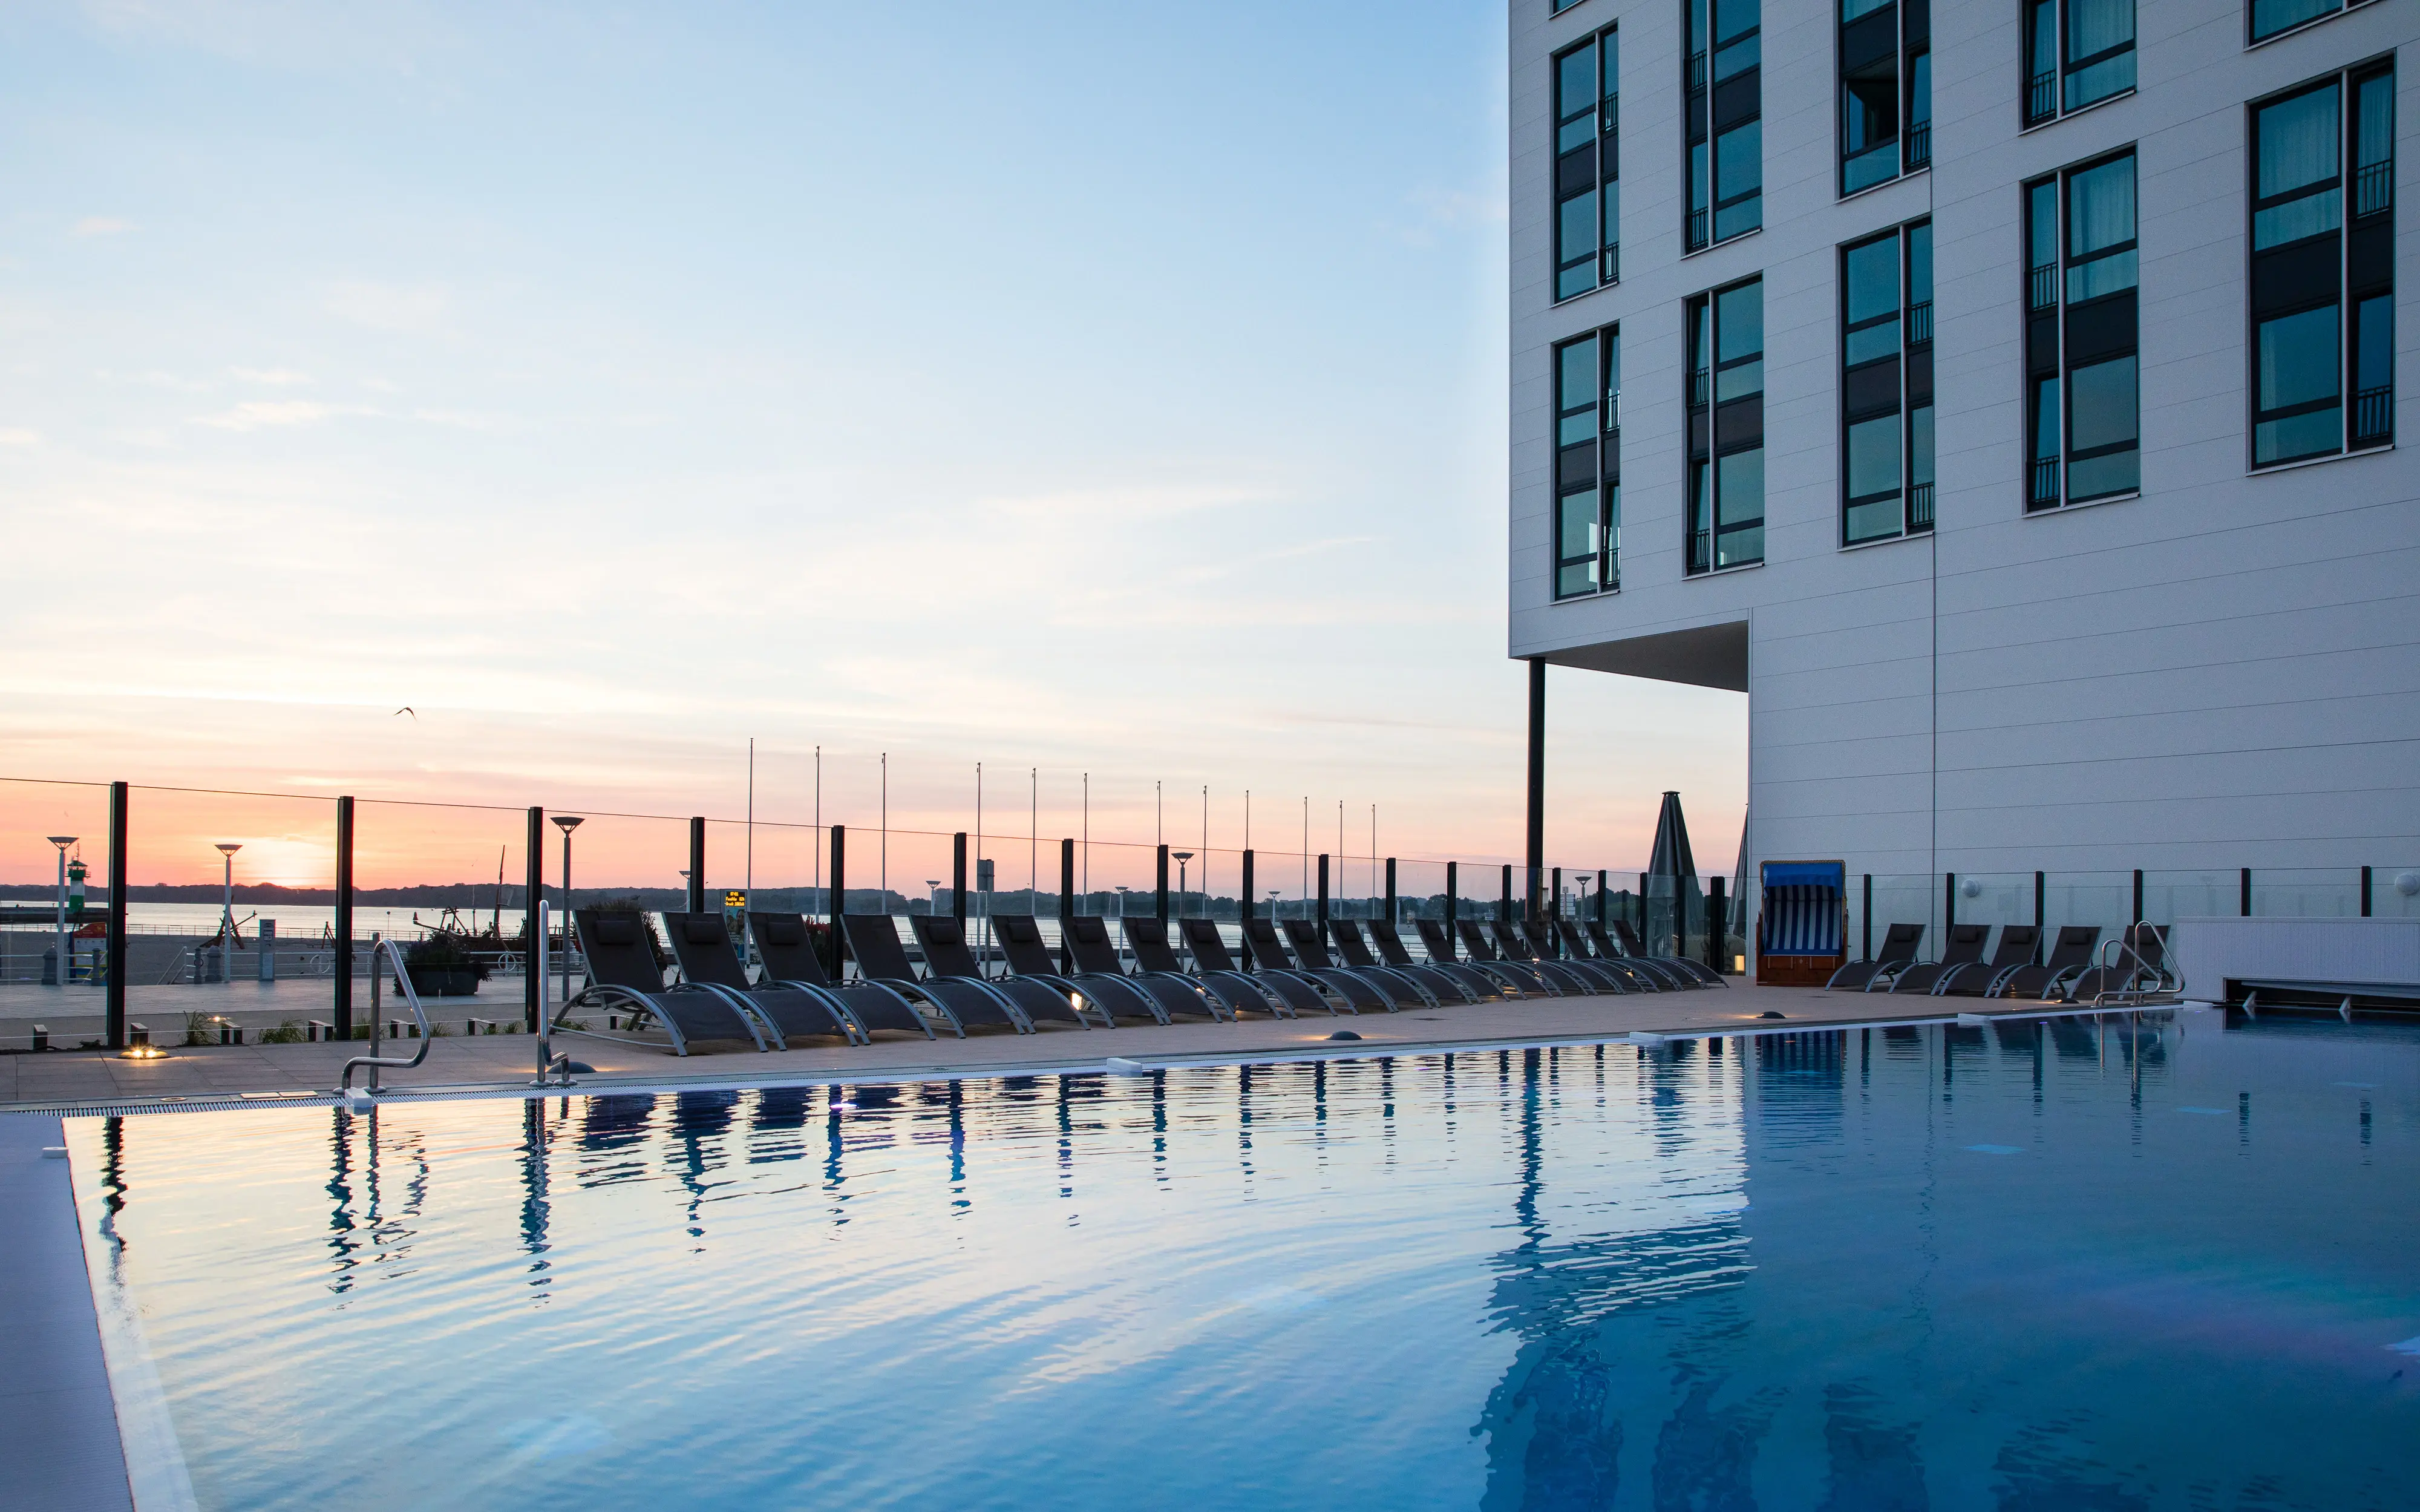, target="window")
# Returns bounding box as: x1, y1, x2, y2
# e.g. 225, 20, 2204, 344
2025, 150, 2139, 509
2251, 0, 2381, 45
1553, 327, 1622, 597
1841, 220, 1934, 544
1687, 278, 1764, 572
1686, 0, 1761, 251
1839, 0, 1931, 195
2250, 61, 2395, 466
1554, 27, 1620, 300
1554, 0, 1586, 12
2023, 0, 2134, 128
